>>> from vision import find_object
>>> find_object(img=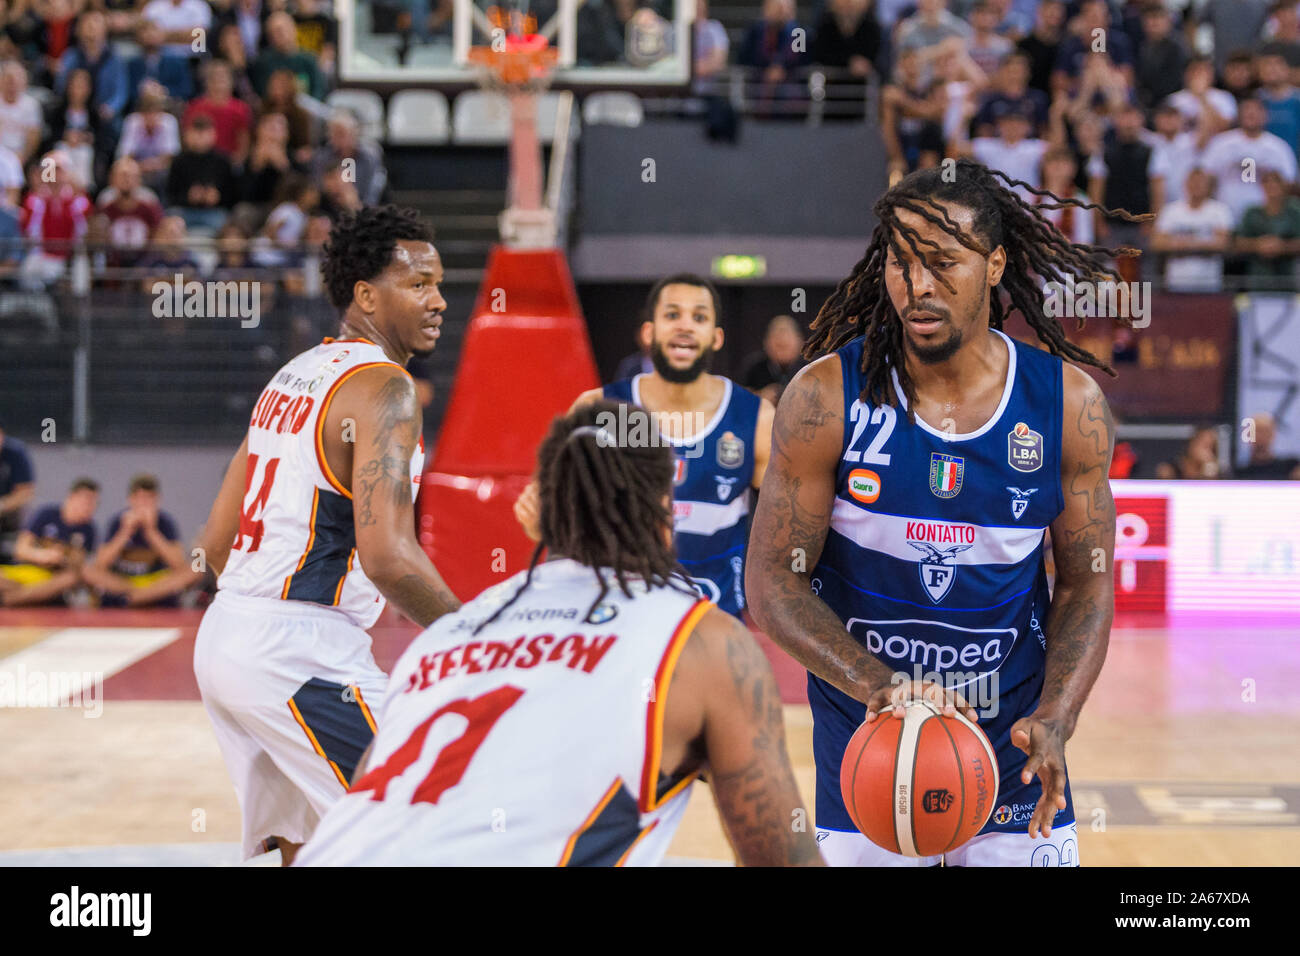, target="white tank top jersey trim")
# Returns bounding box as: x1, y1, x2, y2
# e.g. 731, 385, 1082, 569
218, 338, 425, 629
295, 560, 712, 866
